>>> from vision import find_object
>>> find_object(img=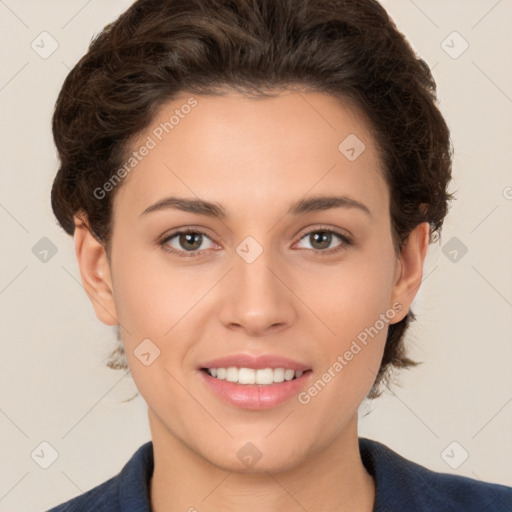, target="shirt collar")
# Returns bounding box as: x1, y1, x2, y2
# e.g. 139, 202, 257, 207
359, 437, 427, 510
118, 441, 154, 512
